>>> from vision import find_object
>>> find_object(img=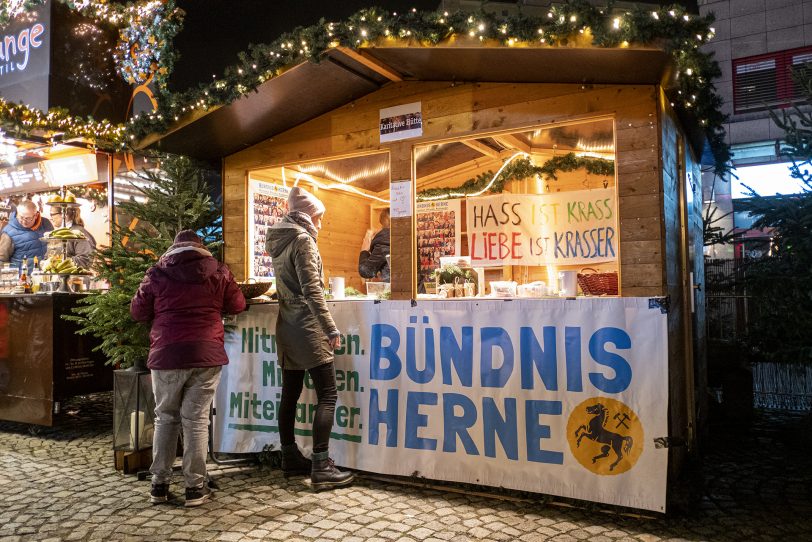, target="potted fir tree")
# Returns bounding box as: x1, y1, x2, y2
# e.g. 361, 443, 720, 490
66, 154, 221, 472
67, 153, 221, 369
